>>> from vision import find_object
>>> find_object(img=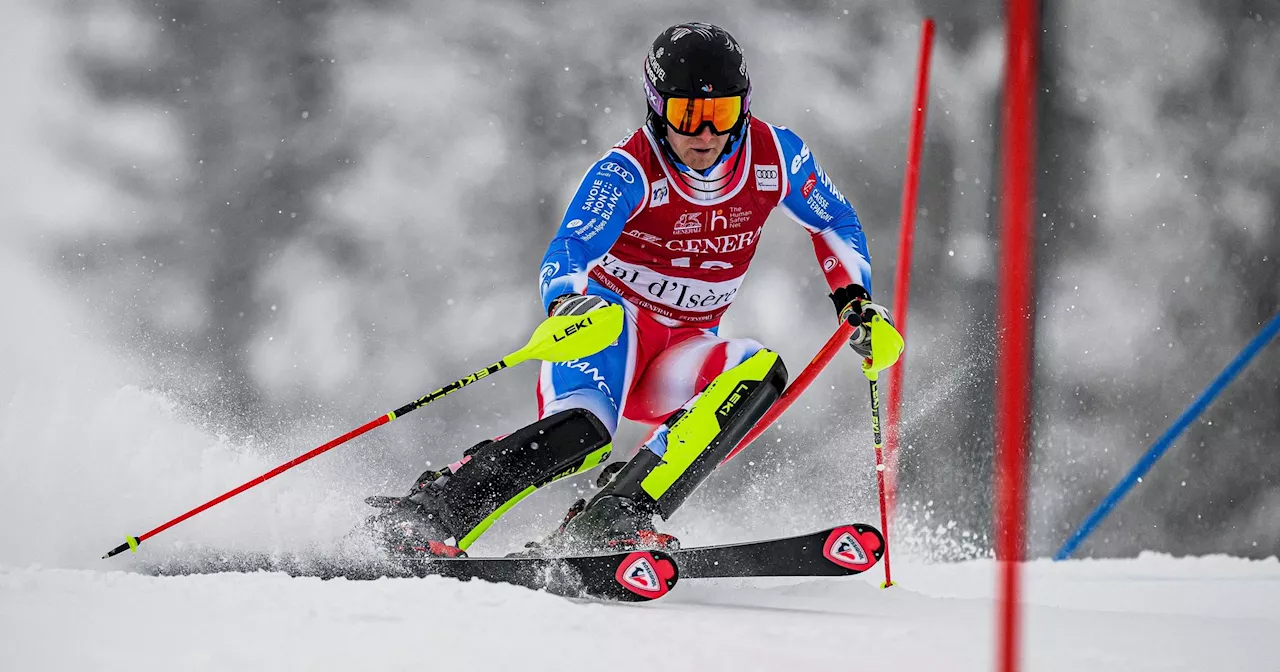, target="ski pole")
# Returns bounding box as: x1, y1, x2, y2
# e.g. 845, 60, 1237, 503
867, 378, 894, 587
722, 312, 903, 591
861, 313, 904, 588
721, 321, 855, 464
102, 305, 626, 559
